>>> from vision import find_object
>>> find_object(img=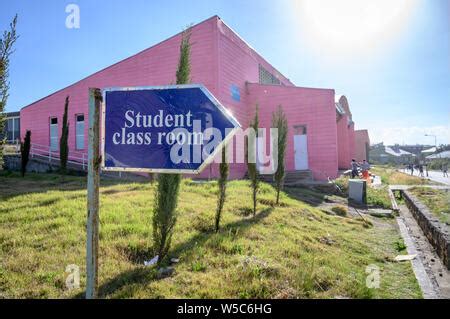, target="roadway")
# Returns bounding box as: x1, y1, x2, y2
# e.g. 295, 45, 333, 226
400, 168, 450, 186
425, 170, 450, 185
